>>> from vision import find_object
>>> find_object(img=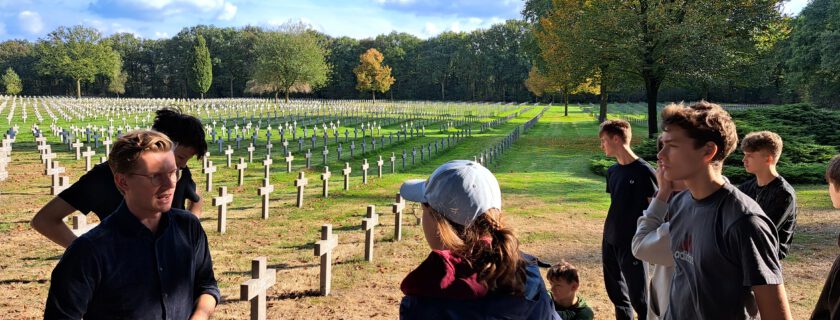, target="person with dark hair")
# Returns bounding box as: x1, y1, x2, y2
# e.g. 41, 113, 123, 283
398, 160, 557, 319
658, 101, 791, 319
811, 155, 840, 319
44, 130, 219, 319
32, 108, 207, 248
738, 131, 797, 260
546, 260, 595, 320
599, 119, 656, 320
